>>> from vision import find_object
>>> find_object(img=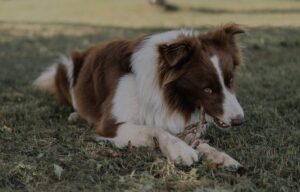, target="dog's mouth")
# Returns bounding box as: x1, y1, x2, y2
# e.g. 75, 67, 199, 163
198, 107, 231, 129
212, 117, 230, 129
201, 110, 230, 129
